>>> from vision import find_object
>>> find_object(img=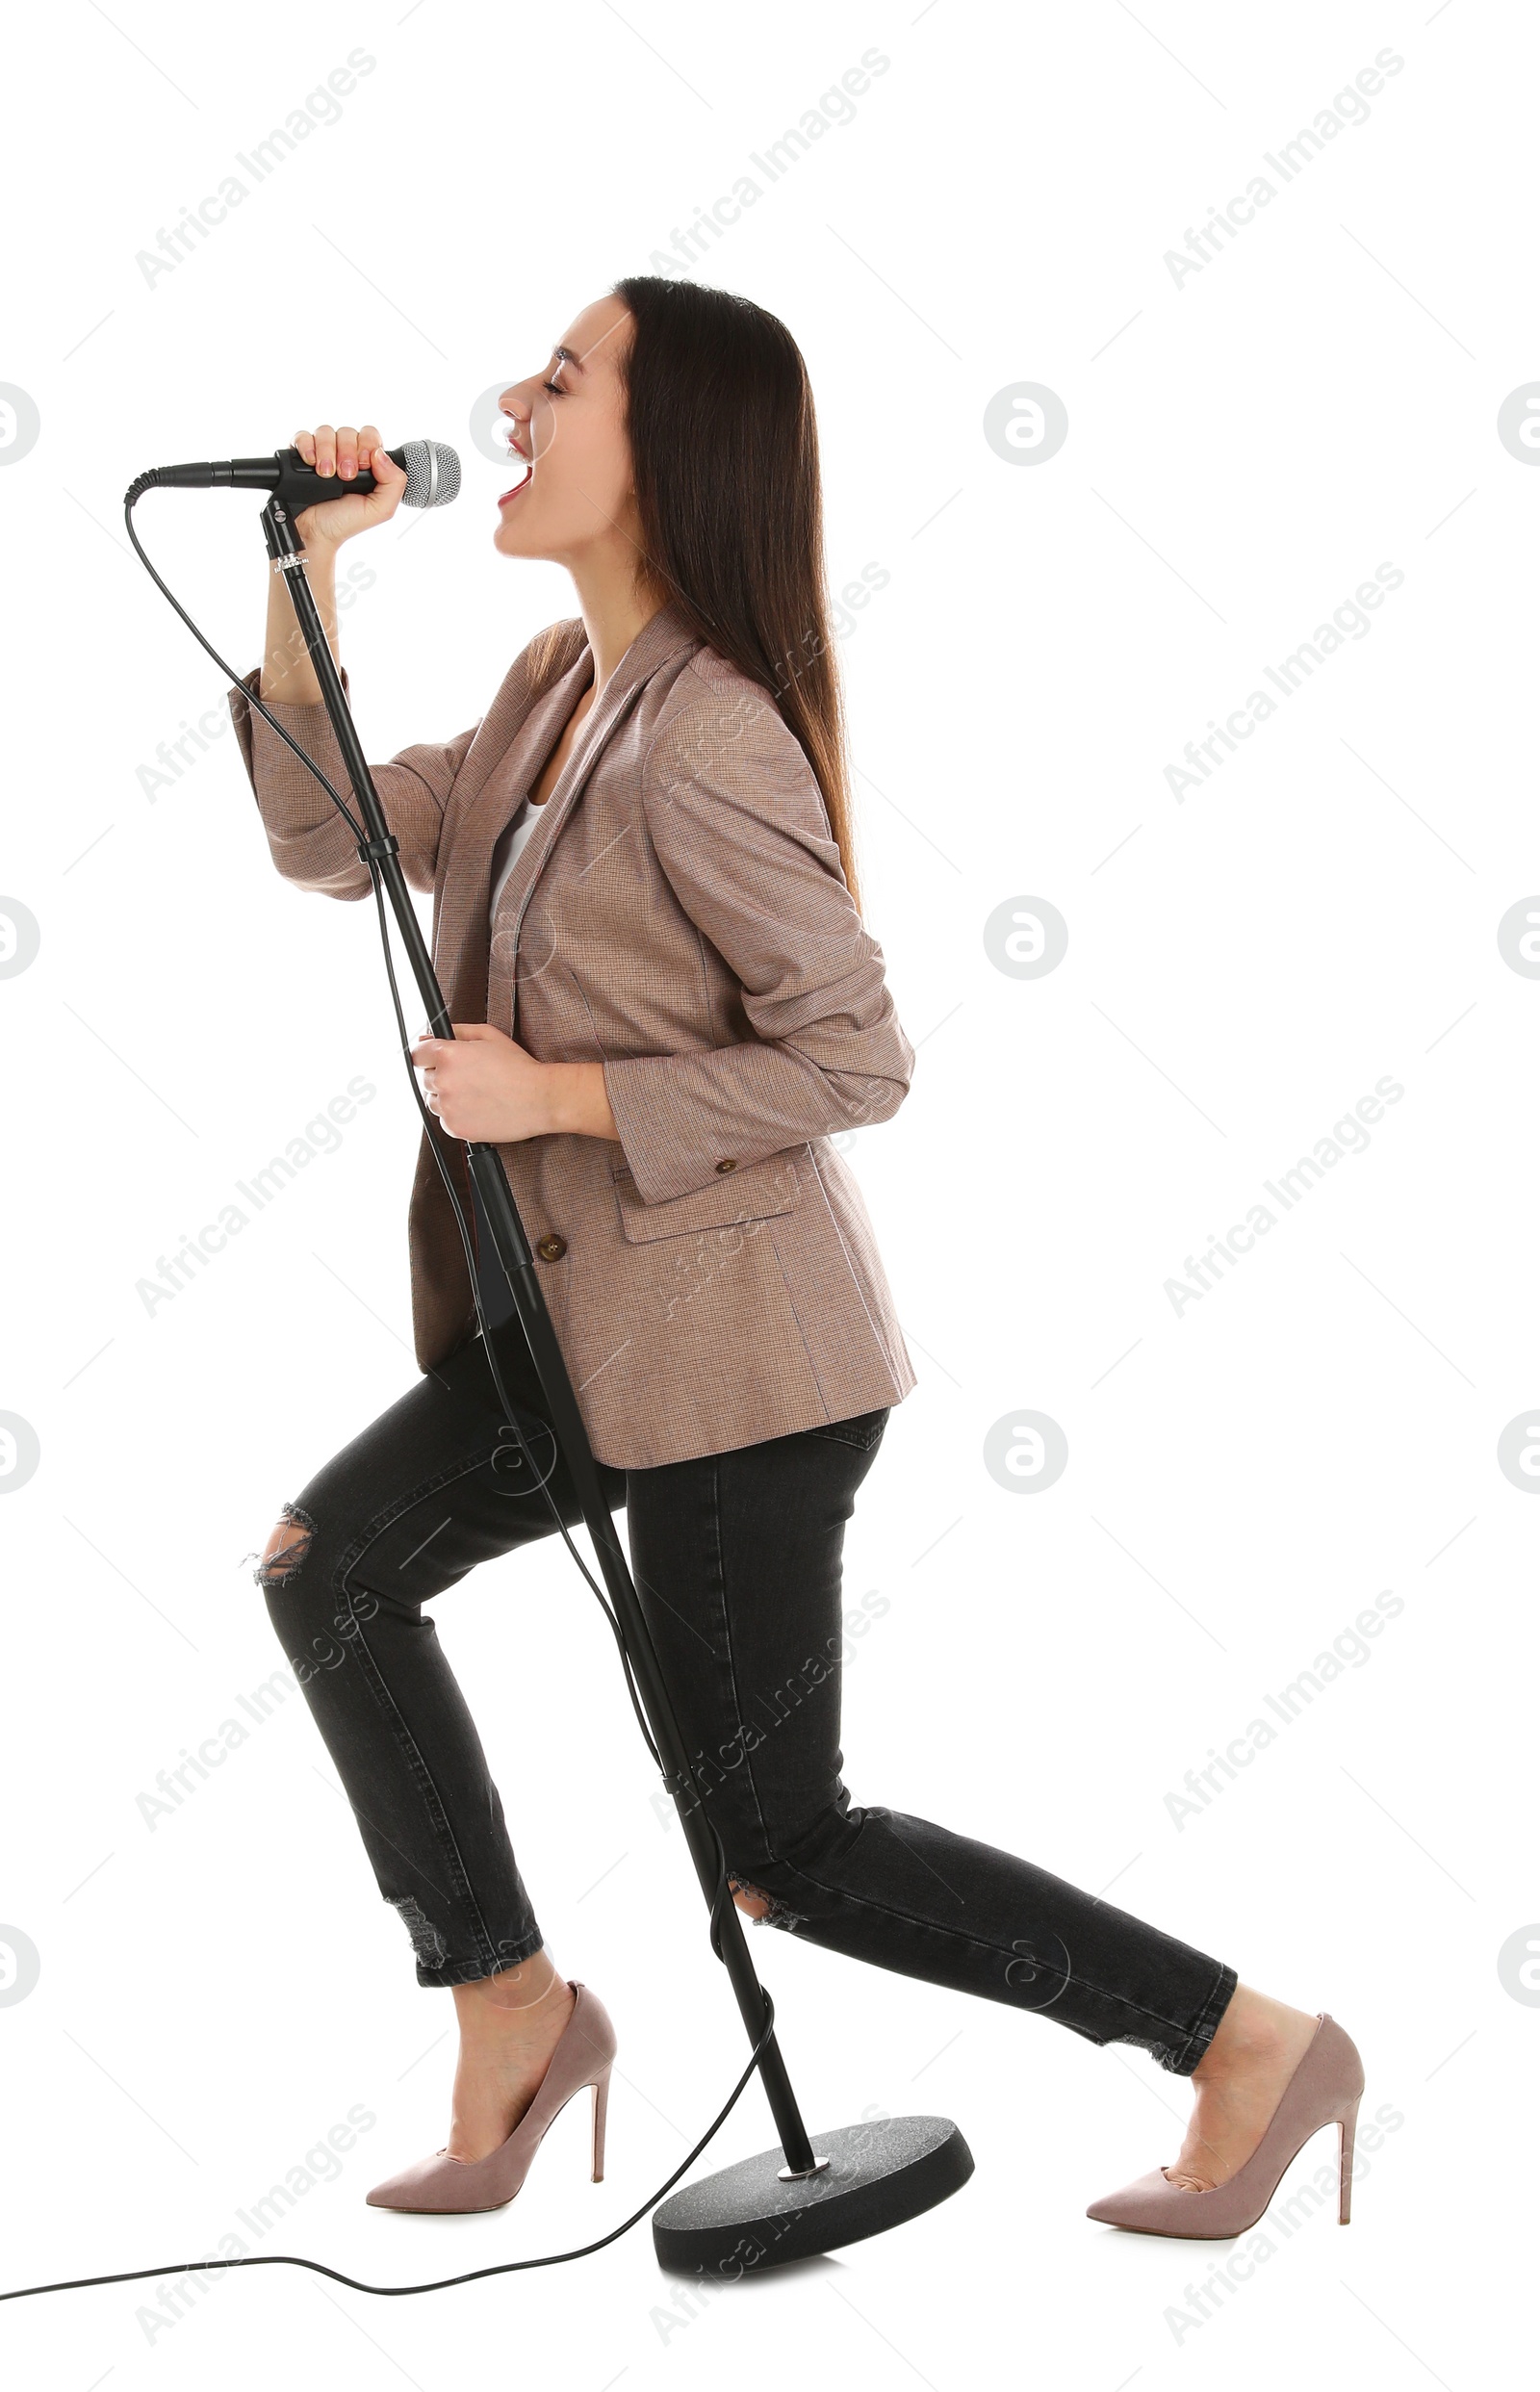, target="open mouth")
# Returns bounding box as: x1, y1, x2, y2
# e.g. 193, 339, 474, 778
498, 461, 533, 504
